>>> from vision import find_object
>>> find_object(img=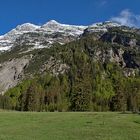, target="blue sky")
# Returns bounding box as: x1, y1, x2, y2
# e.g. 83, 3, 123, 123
0, 0, 140, 35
